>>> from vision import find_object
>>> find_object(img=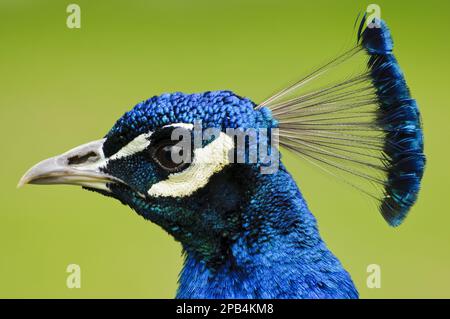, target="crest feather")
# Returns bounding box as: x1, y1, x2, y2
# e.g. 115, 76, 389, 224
258, 15, 425, 226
